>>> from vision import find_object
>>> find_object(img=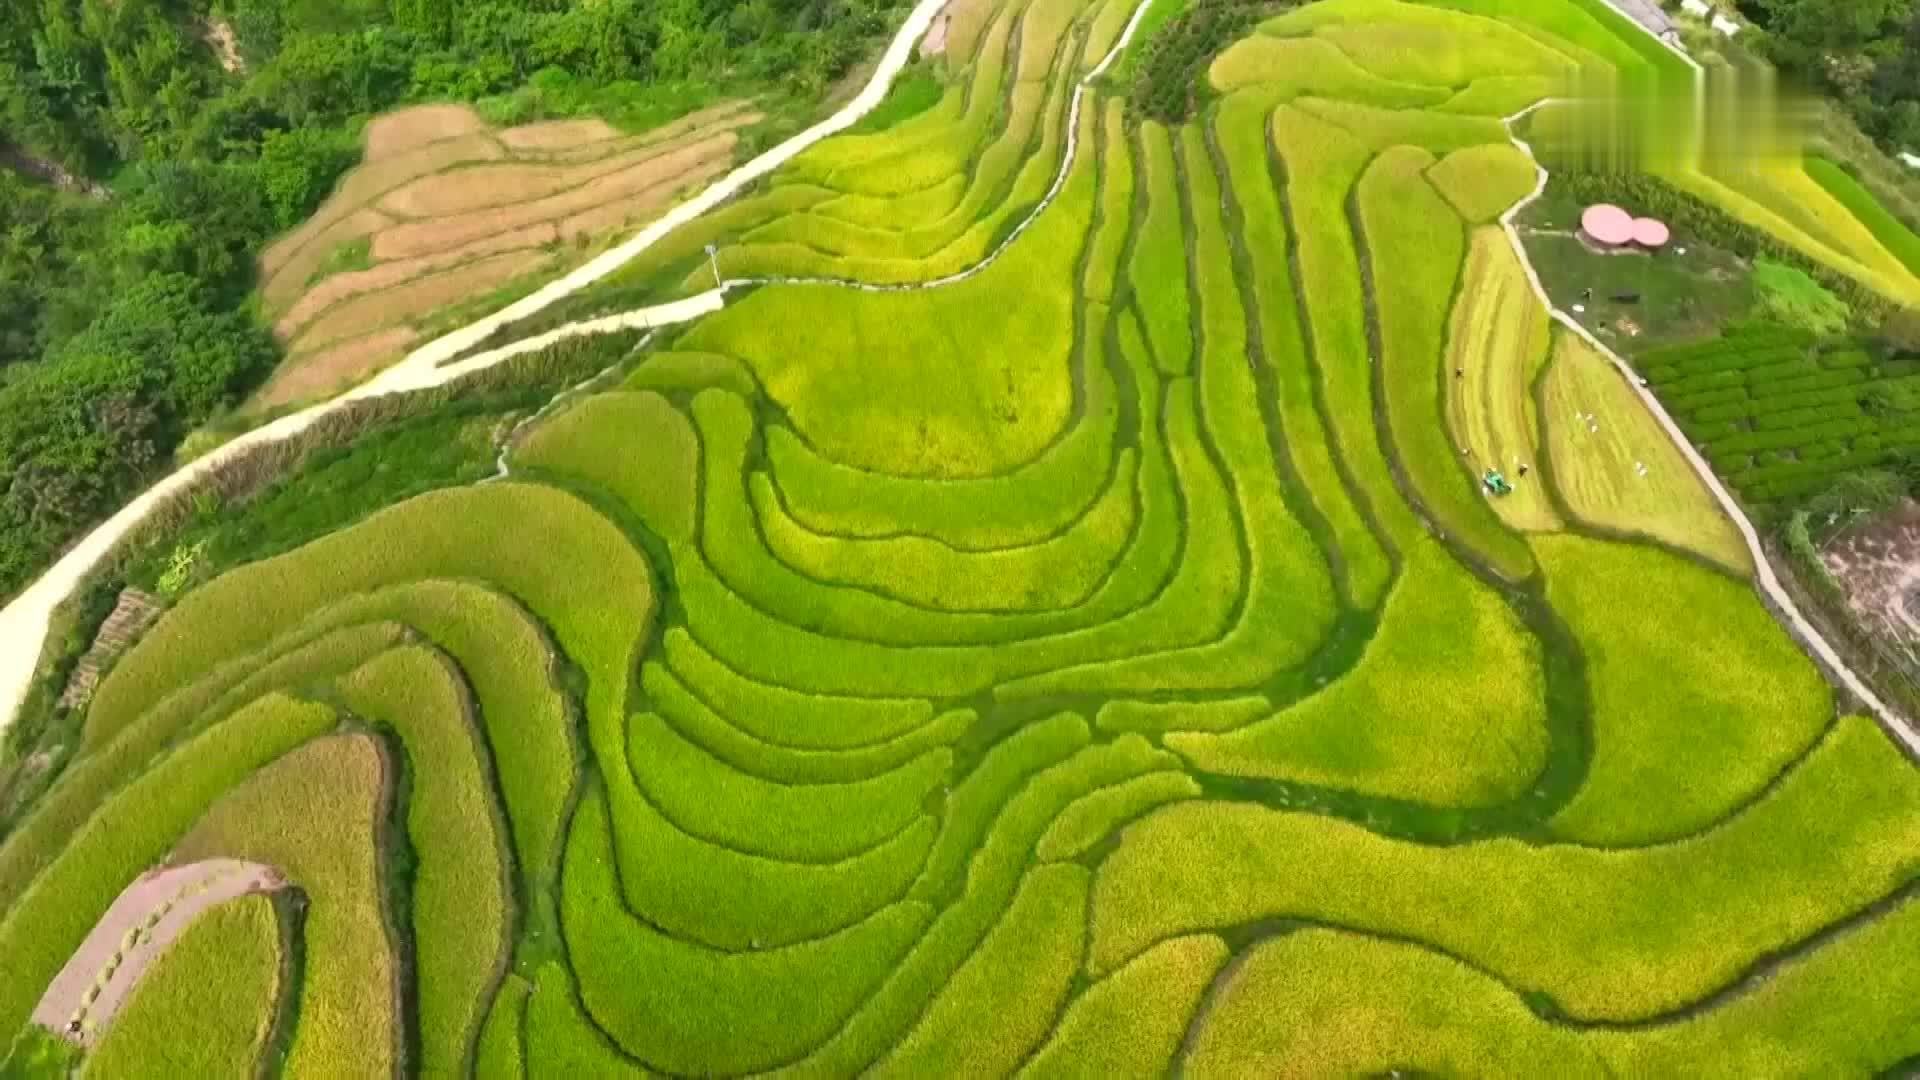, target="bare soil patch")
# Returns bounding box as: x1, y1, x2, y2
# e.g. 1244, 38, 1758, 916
31, 859, 286, 1046
262, 206, 394, 314
497, 116, 622, 152
276, 223, 554, 337
289, 249, 552, 353
364, 104, 487, 161
254, 327, 420, 409
261, 133, 504, 279
202, 18, 244, 74
1824, 499, 1920, 652
372, 132, 737, 260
